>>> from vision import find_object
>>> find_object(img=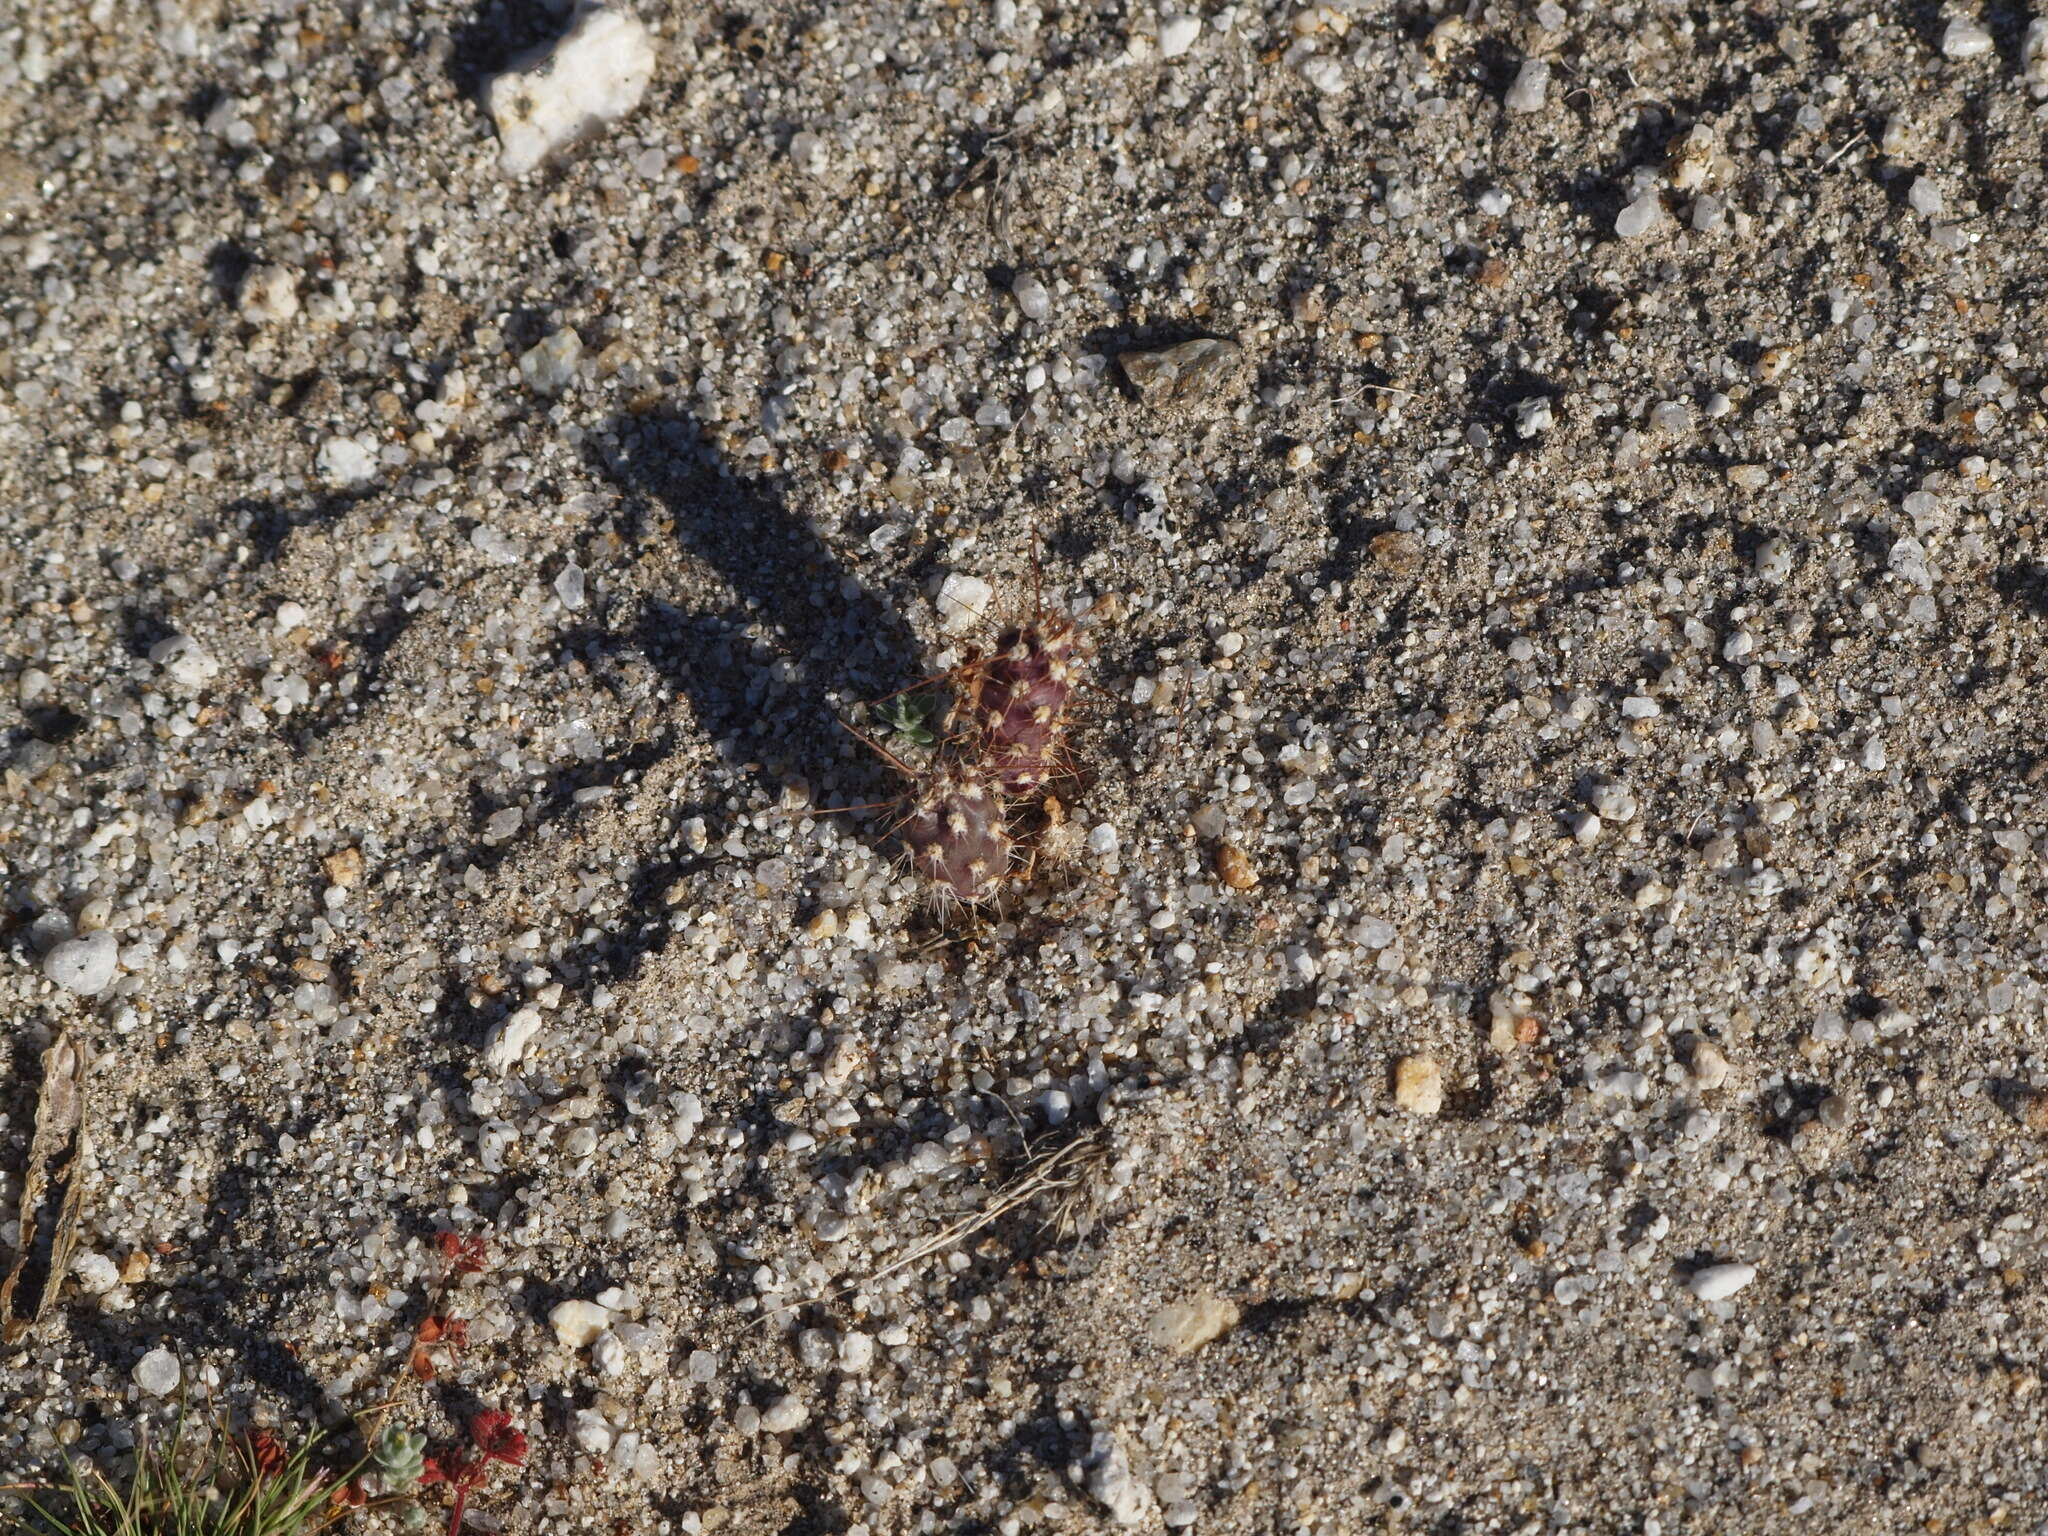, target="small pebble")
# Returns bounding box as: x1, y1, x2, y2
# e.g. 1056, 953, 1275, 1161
936, 572, 994, 635
1158, 14, 1201, 58
2024, 18, 2048, 98
519, 328, 583, 396
487, 4, 657, 176
147, 634, 219, 690
550, 1298, 615, 1349
1690, 1041, 1730, 1091
1369, 530, 1424, 575
1615, 191, 1666, 240
316, 435, 378, 488
484, 1006, 544, 1073
1504, 58, 1549, 114
1146, 1292, 1240, 1354
132, 1348, 180, 1397
1118, 337, 1245, 406
1010, 273, 1051, 321
44, 932, 118, 996
1392, 1054, 1444, 1116
1939, 17, 1994, 60
237, 264, 300, 325
1079, 1432, 1159, 1528
1907, 177, 1943, 217
760, 1395, 809, 1433
1214, 842, 1258, 890
73, 1252, 121, 1296
1688, 1262, 1757, 1302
